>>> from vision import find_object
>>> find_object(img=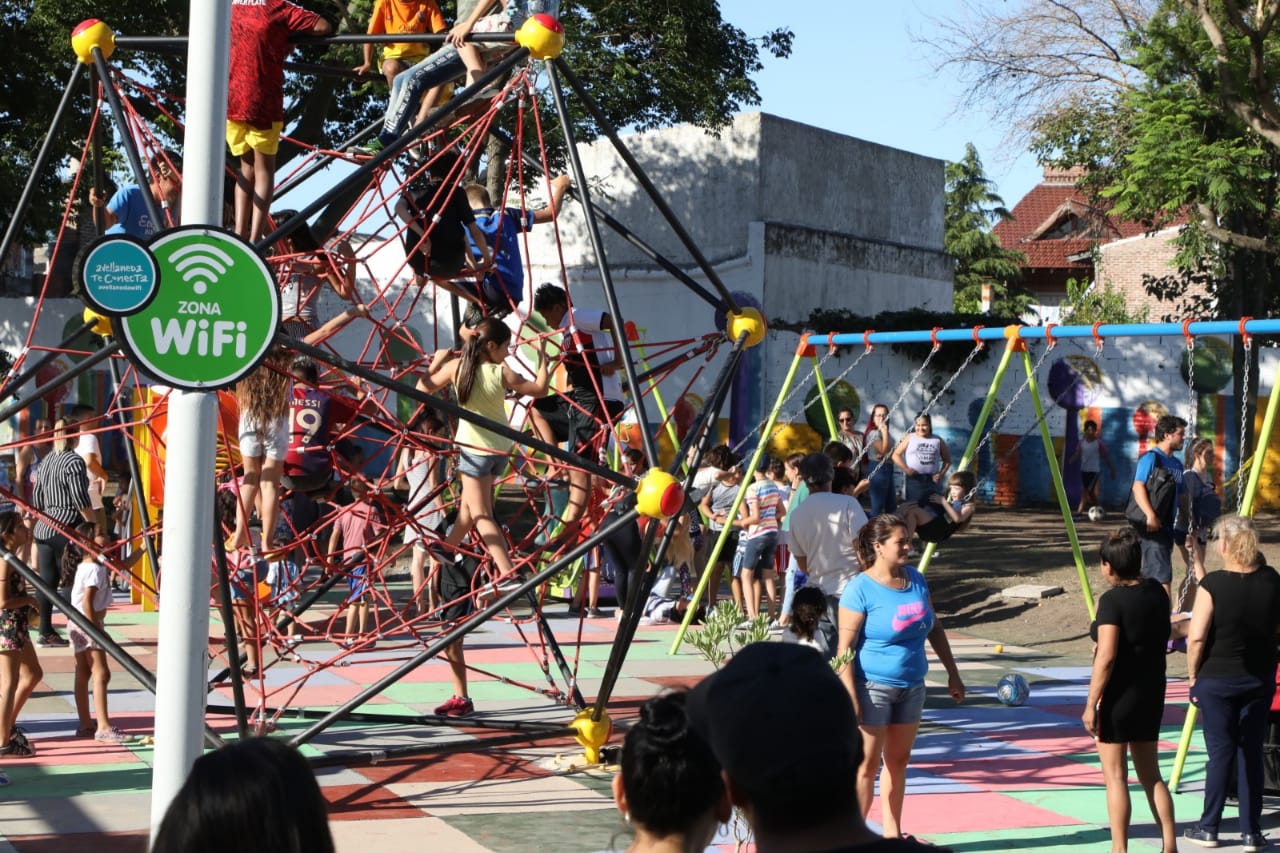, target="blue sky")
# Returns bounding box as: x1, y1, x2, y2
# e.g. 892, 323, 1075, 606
731, 2, 1043, 206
